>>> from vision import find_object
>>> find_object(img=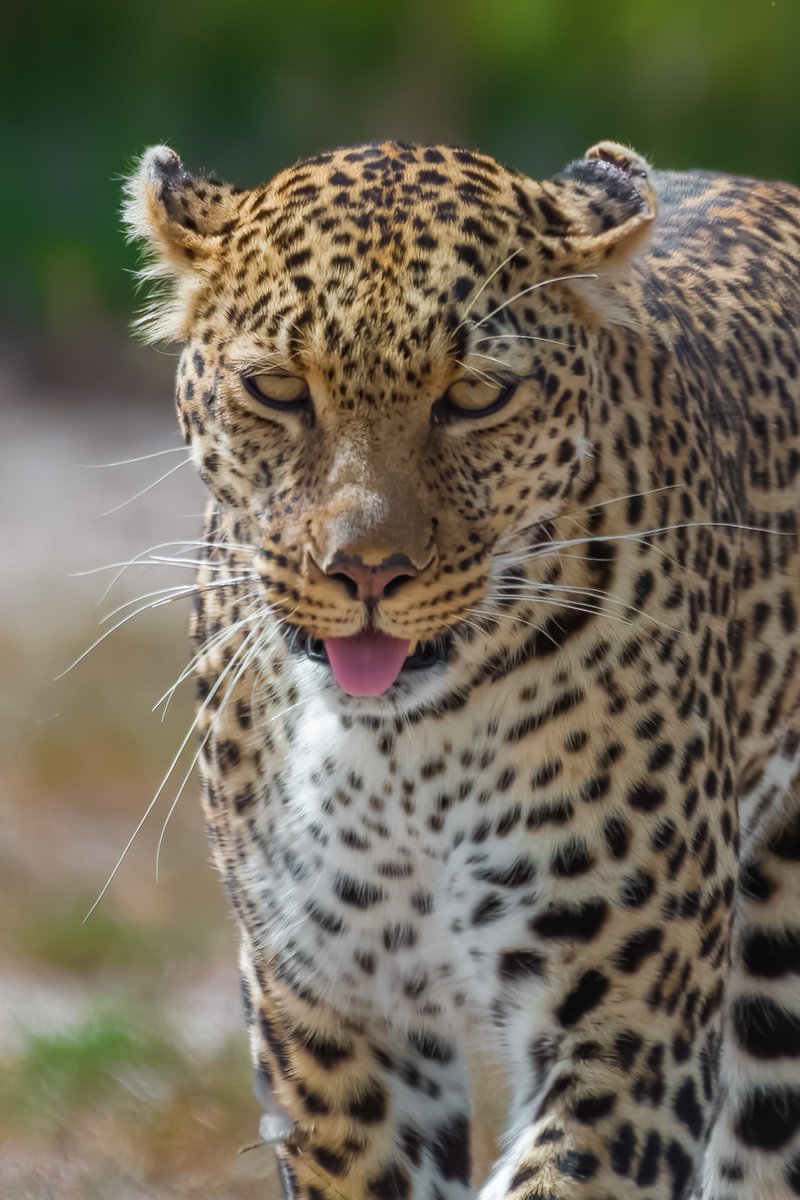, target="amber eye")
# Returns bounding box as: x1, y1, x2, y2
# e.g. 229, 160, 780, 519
435, 376, 515, 421
242, 373, 311, 413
